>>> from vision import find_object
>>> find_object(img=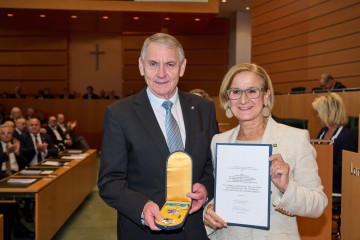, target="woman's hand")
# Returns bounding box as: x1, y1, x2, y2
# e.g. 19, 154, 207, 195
204, 203, 227, 229
269, 154, 290, 193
